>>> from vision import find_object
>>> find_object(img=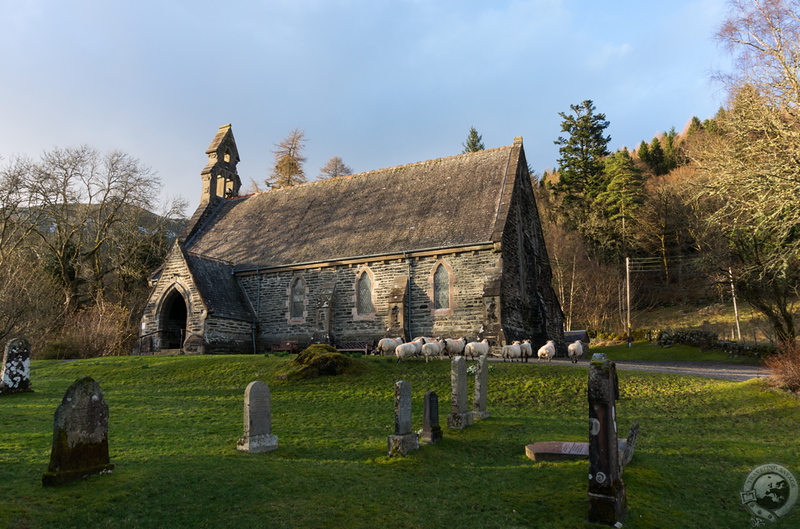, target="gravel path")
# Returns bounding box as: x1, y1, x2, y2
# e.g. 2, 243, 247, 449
489, 357, 769, 381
